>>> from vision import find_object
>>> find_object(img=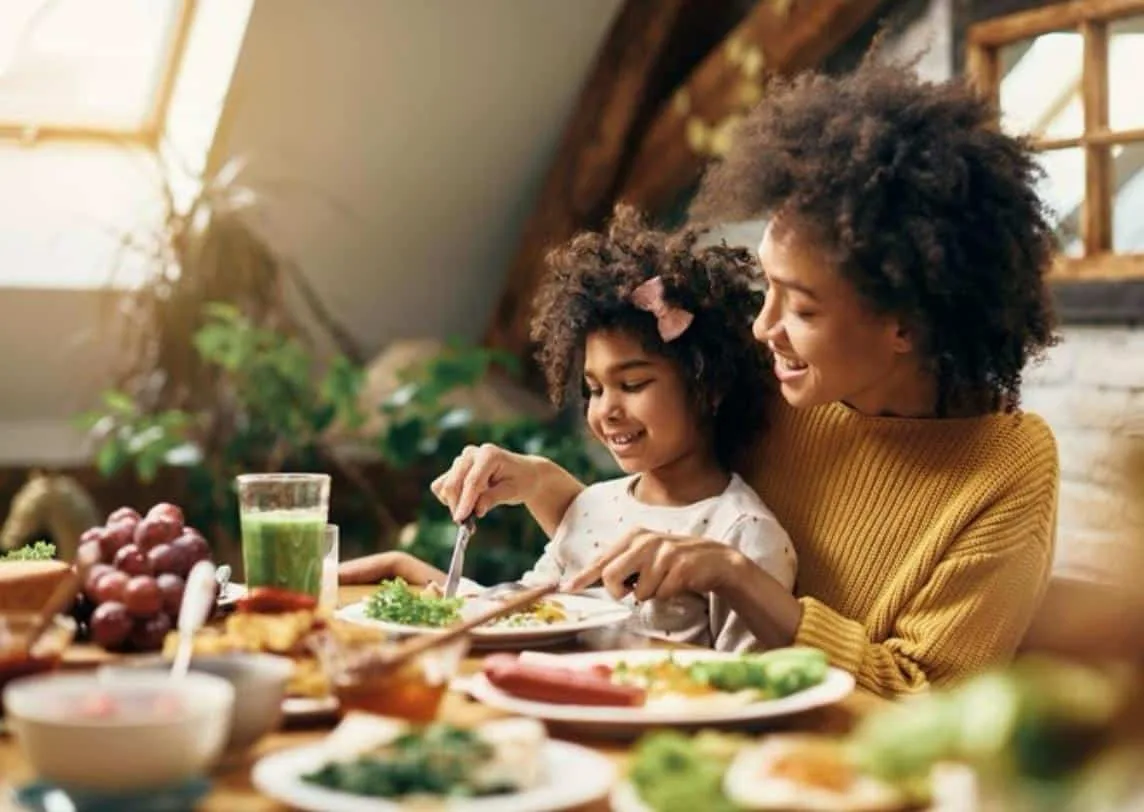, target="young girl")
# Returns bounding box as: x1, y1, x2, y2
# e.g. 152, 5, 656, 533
341, 205, 796, 651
